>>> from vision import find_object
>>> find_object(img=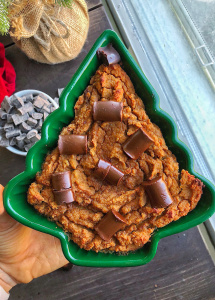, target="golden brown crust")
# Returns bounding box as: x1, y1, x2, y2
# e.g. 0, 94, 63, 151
27, 64, 203, 252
